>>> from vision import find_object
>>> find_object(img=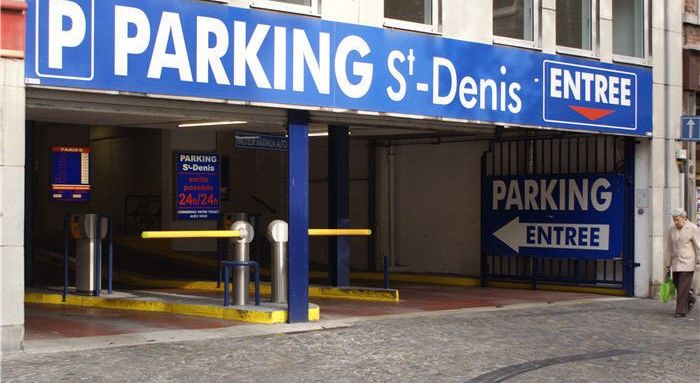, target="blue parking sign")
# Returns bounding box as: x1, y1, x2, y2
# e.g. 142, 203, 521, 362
483, 174, 625, 260
681, 116, 700, 141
